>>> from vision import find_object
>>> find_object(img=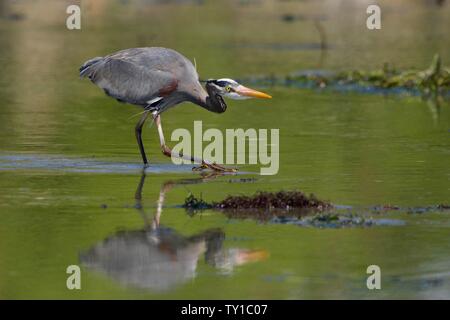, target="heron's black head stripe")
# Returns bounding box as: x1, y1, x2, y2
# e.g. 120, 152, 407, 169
216, 80, 229, 87
206, 79, 230, 88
